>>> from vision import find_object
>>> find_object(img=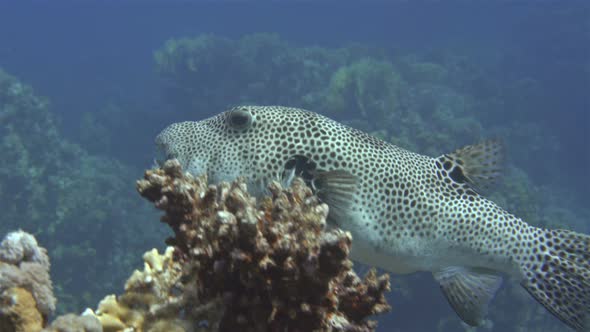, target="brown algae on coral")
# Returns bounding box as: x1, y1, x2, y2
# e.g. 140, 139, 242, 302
136, 159, 391, 331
